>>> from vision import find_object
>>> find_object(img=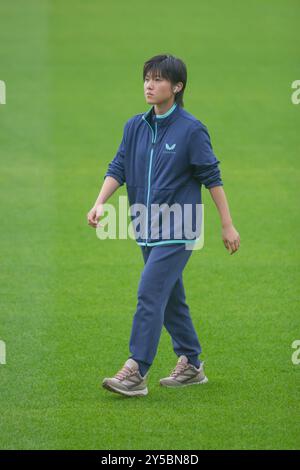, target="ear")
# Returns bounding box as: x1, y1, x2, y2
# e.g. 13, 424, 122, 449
173, 82, 183, 93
